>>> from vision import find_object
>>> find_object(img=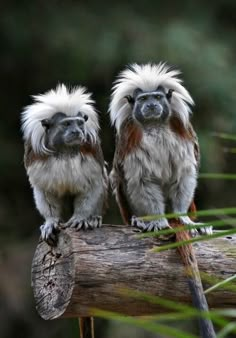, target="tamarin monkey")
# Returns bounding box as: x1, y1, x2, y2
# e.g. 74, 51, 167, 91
109, 63, 215, 338
22, 84, 108, 338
